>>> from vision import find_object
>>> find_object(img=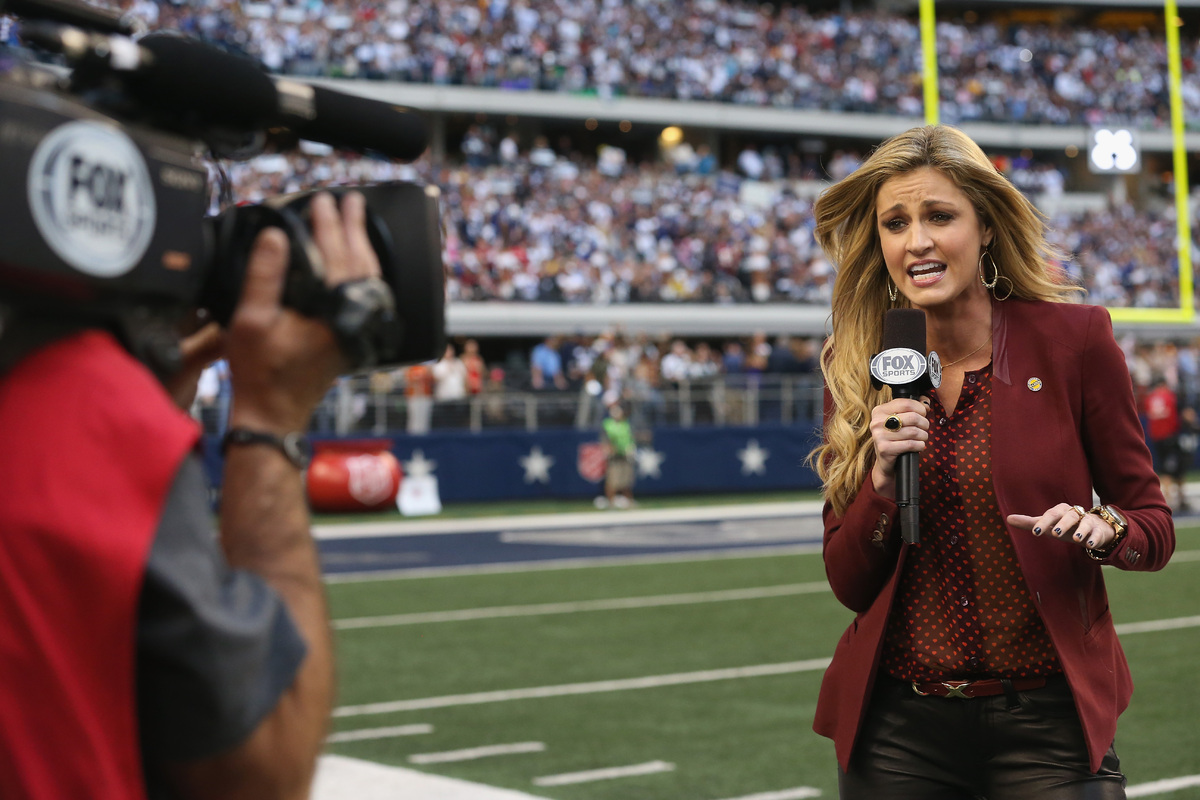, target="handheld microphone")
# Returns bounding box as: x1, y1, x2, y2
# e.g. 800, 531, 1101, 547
870, 308, 941, 545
